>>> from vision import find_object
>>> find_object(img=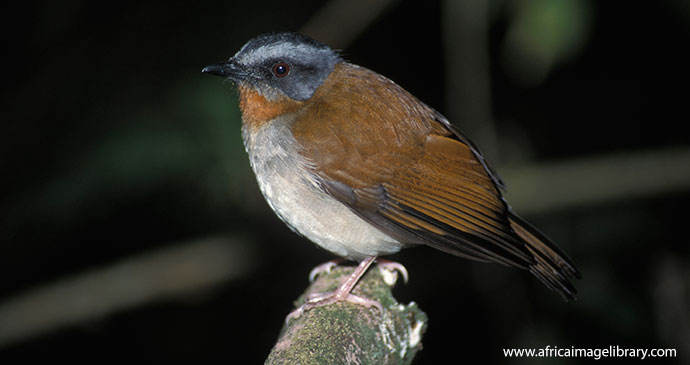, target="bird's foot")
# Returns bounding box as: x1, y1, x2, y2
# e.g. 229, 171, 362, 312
286, 288, 383, 323
308, 259, 409, 284
288, 256, 383, 323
